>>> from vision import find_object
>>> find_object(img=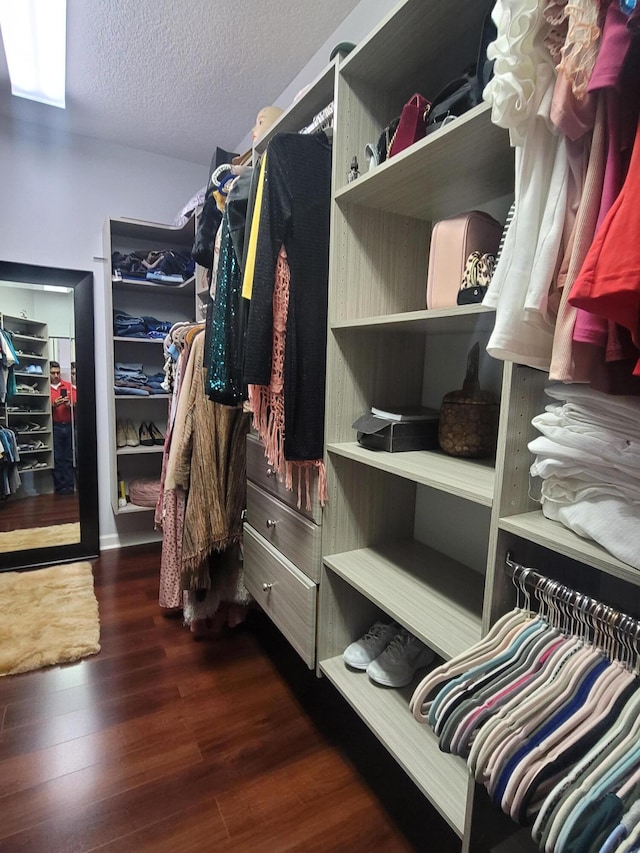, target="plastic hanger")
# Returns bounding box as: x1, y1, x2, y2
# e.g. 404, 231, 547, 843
417, 574, 539, 726
504, 662, 634, 819
409, 607, 531, 722
445, 577, 567, 753
535, 689, 640, 852
468, 636, 582, 779
438, 620, 561, 751
484, 643, 602, 796
449, 633, 566, 759
428, 618, 541, 731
